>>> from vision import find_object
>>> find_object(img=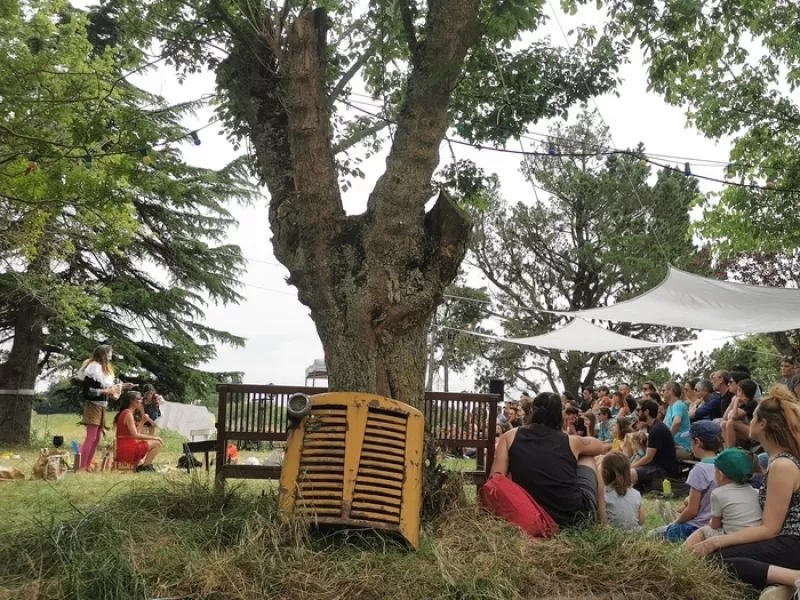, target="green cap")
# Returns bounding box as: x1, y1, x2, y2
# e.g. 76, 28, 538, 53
714, 448, 754, 483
